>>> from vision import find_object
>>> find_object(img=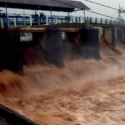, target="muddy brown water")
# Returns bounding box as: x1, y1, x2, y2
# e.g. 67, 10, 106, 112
1, 36, 125, 125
